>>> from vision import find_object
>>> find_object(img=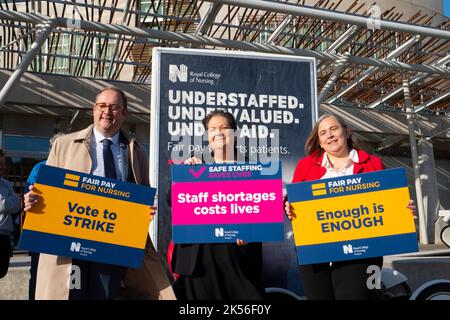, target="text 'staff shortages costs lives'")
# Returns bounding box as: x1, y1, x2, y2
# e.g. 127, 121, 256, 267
19, 165, 155, 268
287, 168, 418, 265
172, 161, 284, 243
